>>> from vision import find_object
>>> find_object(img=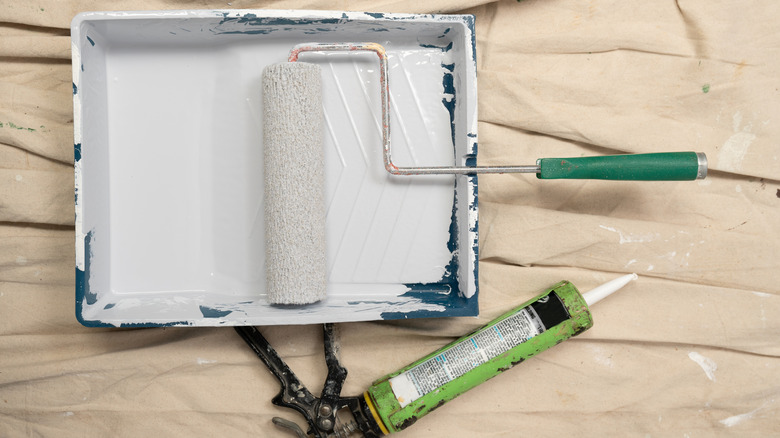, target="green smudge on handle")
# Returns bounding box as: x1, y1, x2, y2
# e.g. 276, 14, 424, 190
702, 84, 710, 93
